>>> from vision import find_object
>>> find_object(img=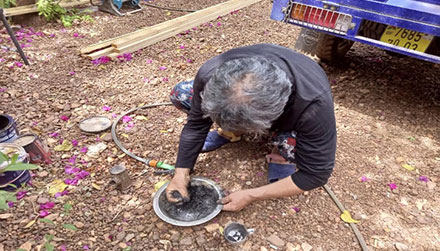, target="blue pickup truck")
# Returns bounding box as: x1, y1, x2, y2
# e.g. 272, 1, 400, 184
270, 0, 440, 63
